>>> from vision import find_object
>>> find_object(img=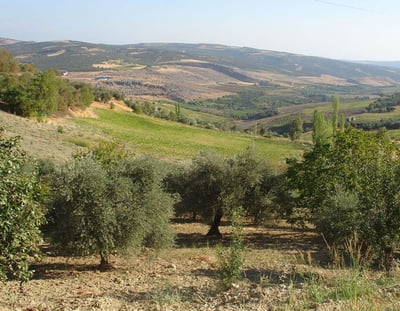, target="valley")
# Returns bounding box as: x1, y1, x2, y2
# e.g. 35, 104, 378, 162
3, 38, 400, 138
2, 38, 400, 311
